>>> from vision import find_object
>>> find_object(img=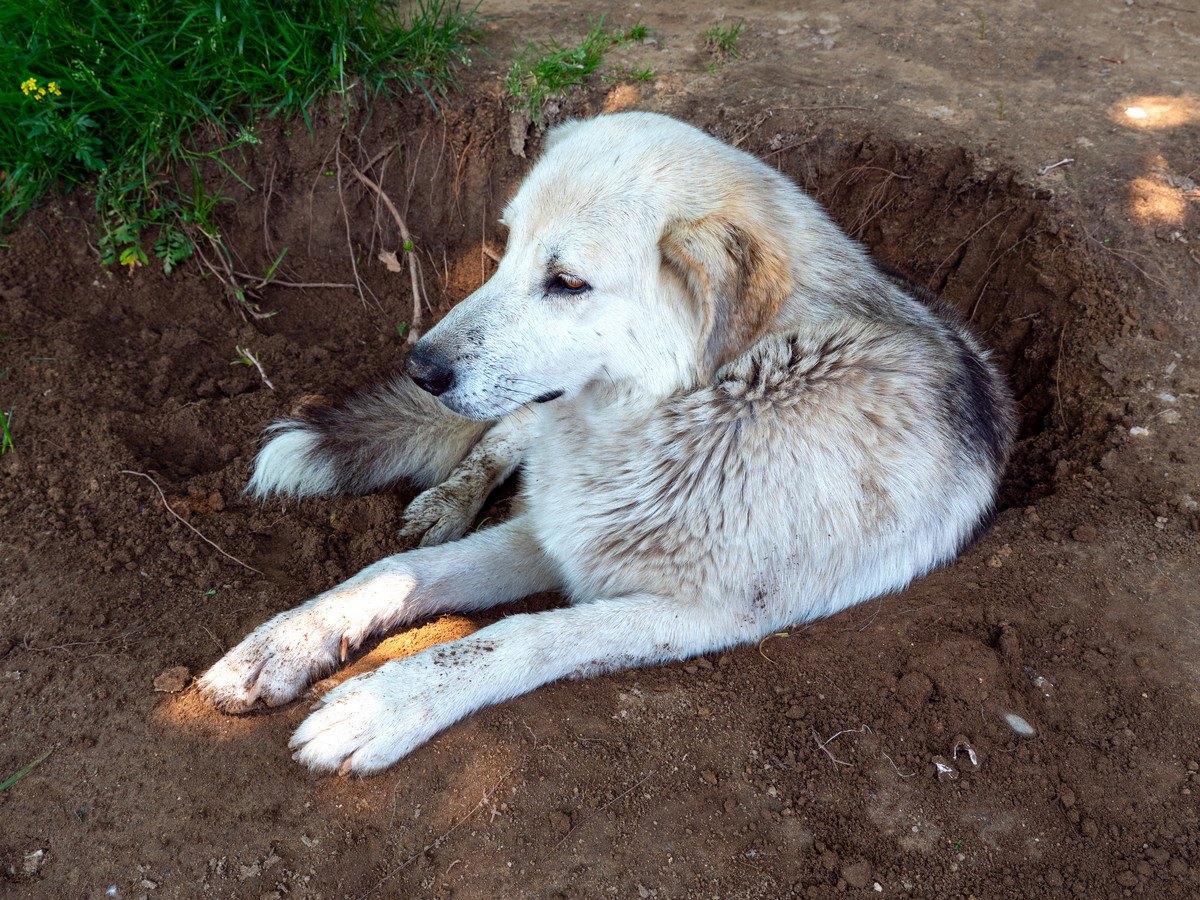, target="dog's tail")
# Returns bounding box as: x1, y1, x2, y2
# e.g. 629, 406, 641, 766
246, 376, 491, 500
